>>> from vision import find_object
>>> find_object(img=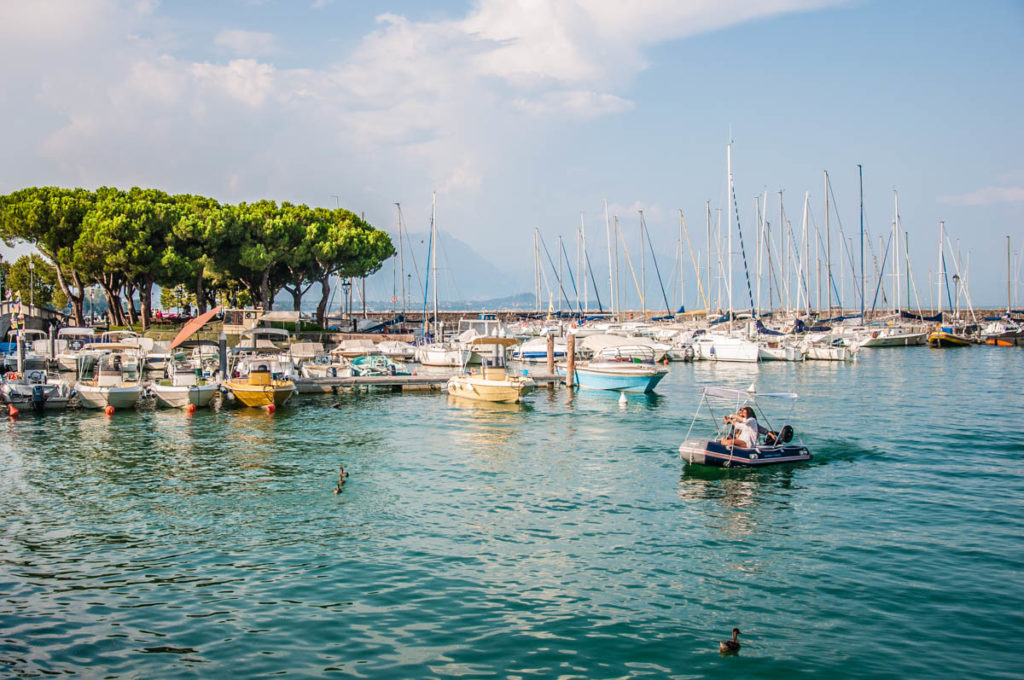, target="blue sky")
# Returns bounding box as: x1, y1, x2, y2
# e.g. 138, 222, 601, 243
1, 0, 1022, 310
